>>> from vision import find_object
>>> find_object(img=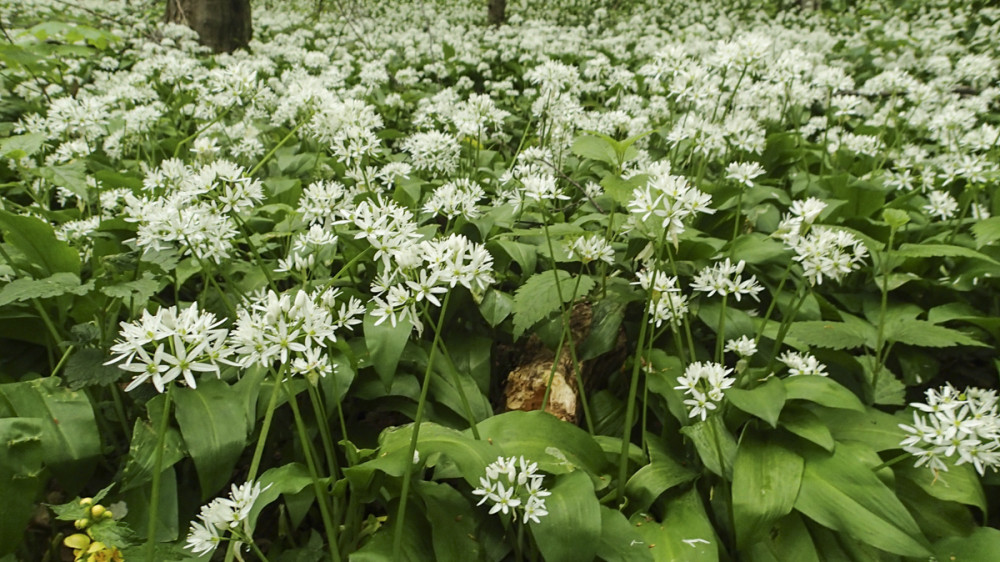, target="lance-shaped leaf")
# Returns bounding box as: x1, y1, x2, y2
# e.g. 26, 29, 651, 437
732, 432, 804, 548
